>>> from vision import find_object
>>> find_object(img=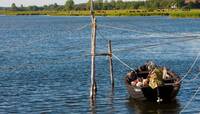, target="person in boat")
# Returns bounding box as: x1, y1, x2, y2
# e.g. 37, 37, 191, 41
137, 61, 156, 72
147, 62, 164, 89
146, 61, 157, 71
148, 68, 164, 89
